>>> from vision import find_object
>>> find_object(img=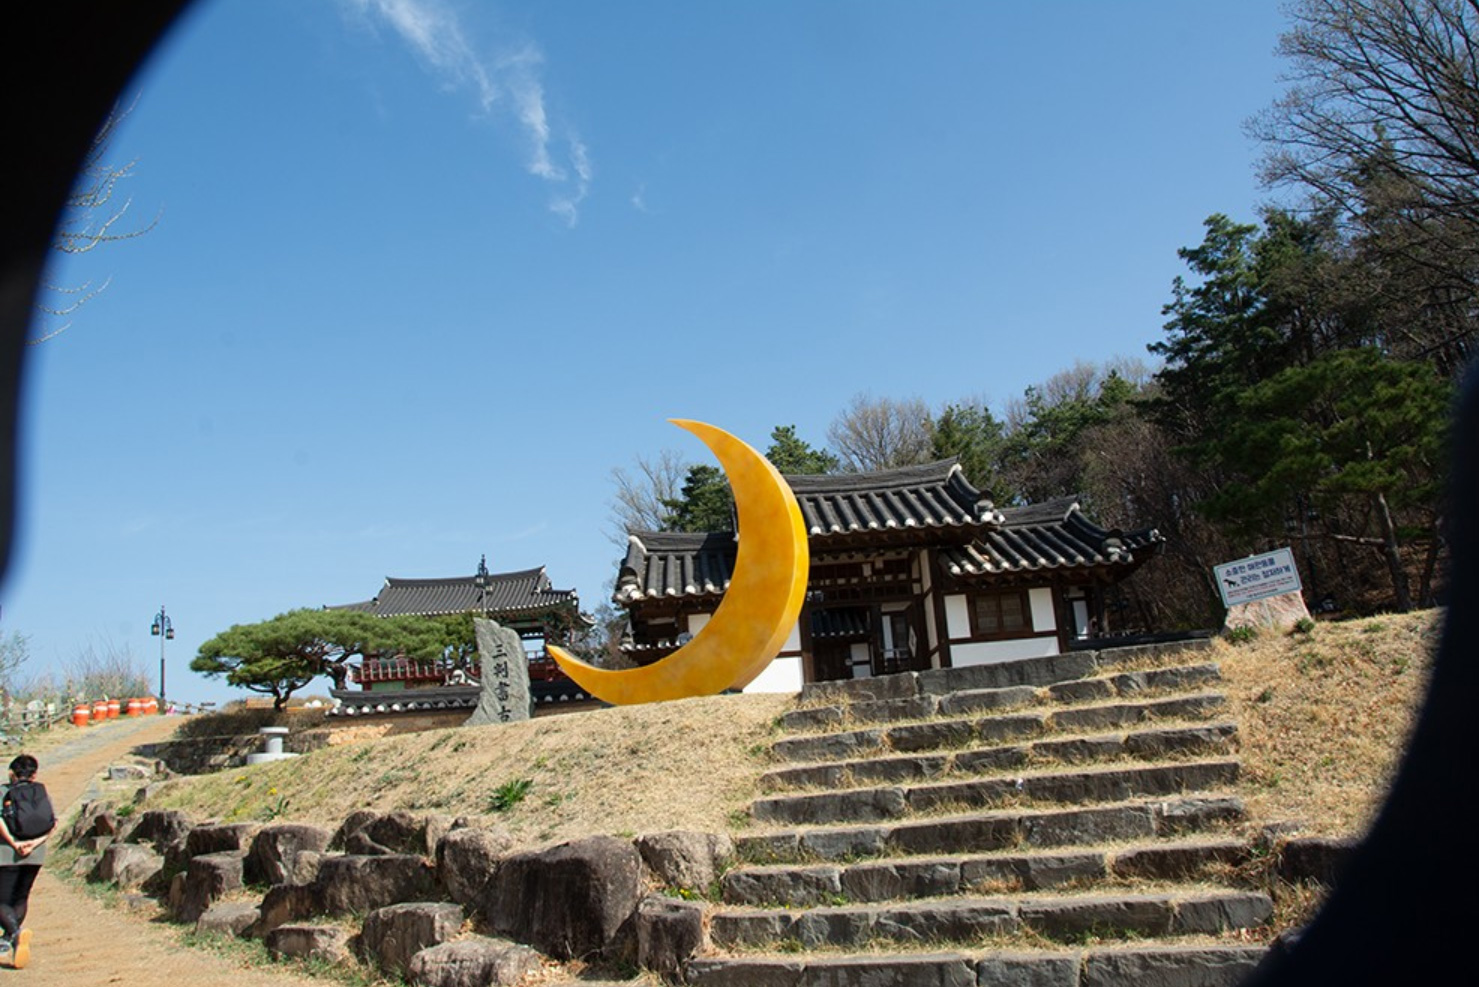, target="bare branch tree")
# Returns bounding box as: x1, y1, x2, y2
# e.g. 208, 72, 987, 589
1251, 1, 1479, 371
1256, 0, 1479, 213
32, 100, 158, 344
607, 448, 690, 544
827, 393, 934, 472
0, 631, 30, 705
